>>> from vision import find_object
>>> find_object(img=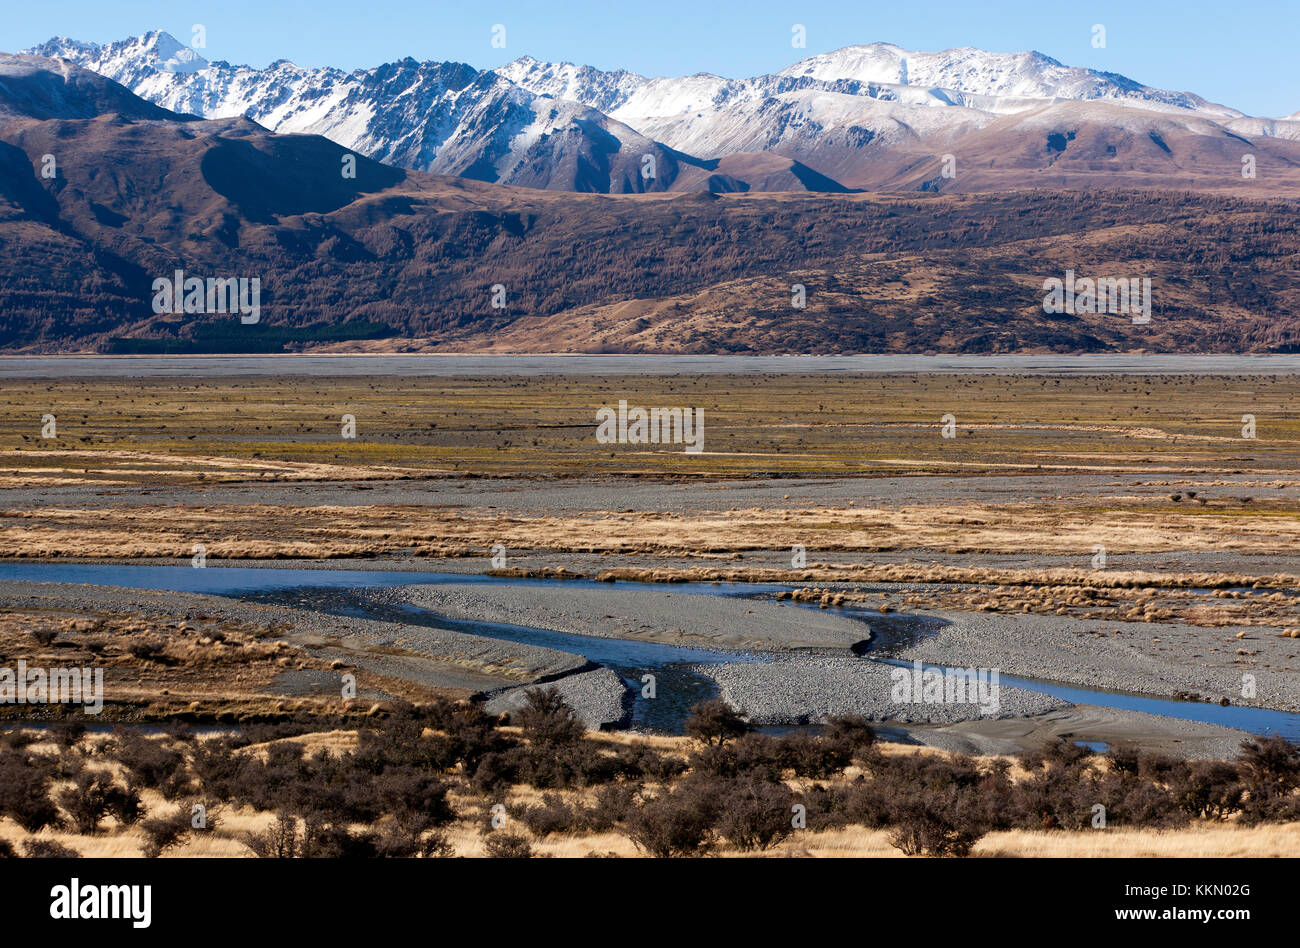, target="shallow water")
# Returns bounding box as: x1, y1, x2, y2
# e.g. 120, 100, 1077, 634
4, 562, 1298, 738
873, 658, 1300, 741
0, 562, 789, 598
